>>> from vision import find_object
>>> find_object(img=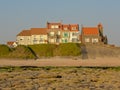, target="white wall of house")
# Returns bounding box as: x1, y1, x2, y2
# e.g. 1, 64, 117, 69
13, 42, 18, 47
17, 35, 48, 45
16, 36, 31, 45
92, 38, 99, 43
31, 35, 48, 44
